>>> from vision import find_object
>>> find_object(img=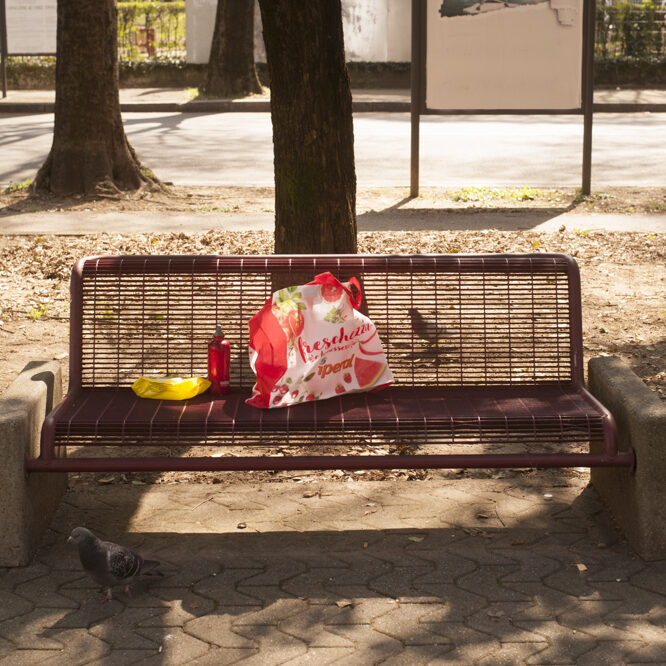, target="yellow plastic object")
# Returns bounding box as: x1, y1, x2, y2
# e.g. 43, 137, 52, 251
131, 376, 211, 400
